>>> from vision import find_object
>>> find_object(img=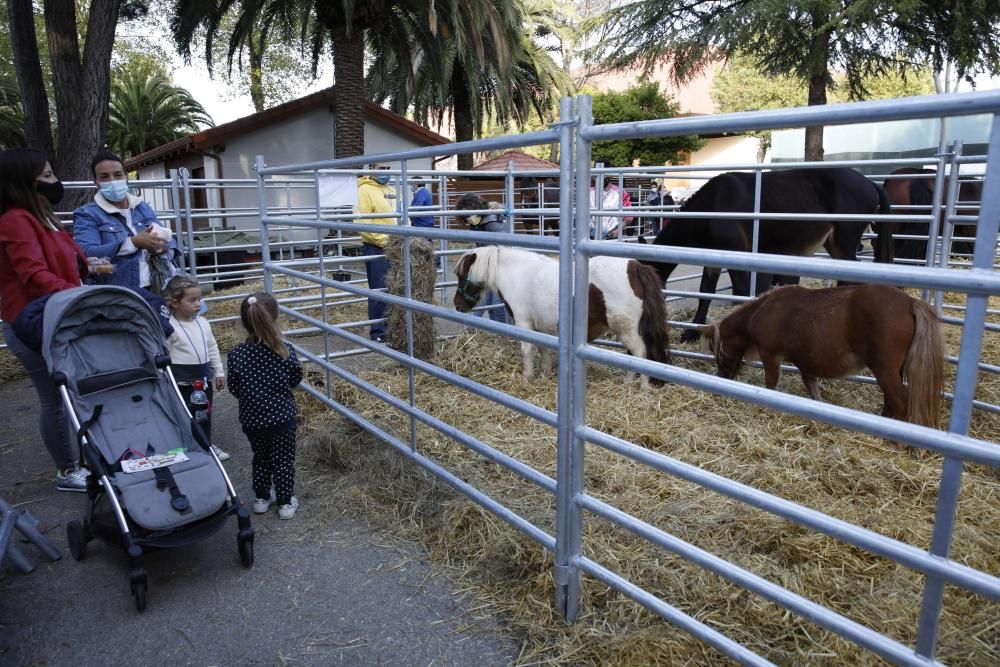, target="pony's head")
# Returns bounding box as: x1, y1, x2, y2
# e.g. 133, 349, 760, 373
698, 322, 744, 379
455, 193, 503, 228
453, 251, 484, 312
